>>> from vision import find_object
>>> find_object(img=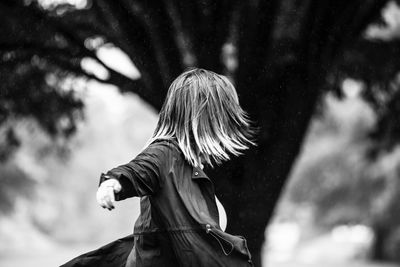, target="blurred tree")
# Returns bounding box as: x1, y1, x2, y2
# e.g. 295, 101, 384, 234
0, 0, 392, 265
0, 161, 34, 213
284, 93, 400, 262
